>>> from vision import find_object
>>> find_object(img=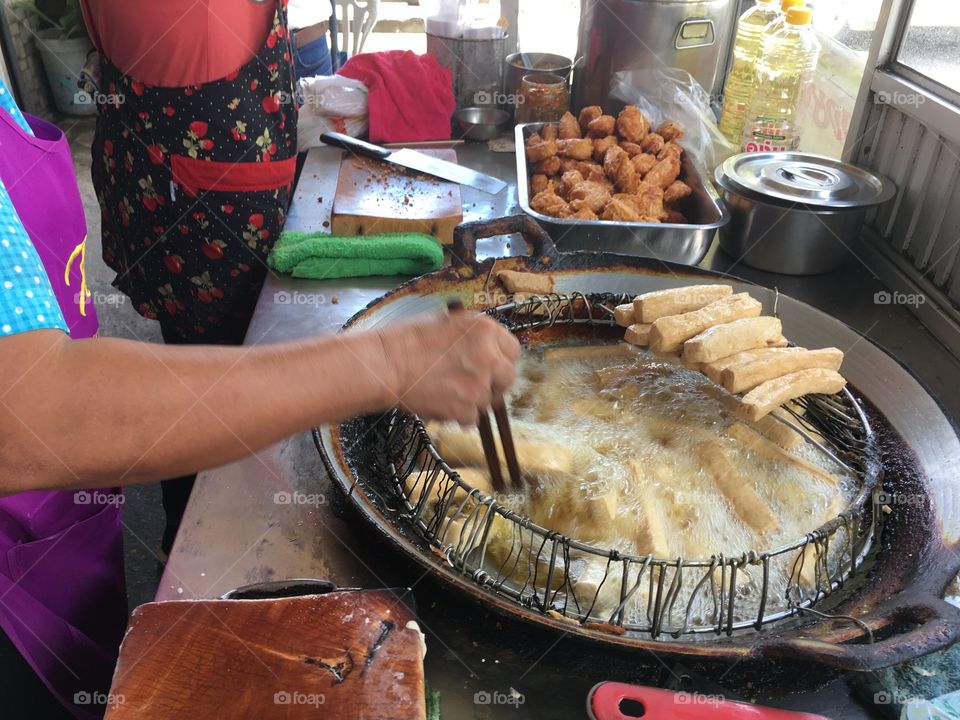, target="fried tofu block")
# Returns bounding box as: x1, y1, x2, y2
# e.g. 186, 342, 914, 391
592, 135, 618, 162
529, 188, 570, 217
644, 155, 681, 189
614, 303, 635, 327
541, 122, 558, 141
557, 138, 594, 160
655, 120, 684, 142
496, 269, 557, 294
568, 180, 612, 214
628, 460, 671, 557
657, 141, 684, 161
526, 138, 557, 163
696, 440, 779, 535
620, 142, 644, 157
530, 173, 549, 194
701, 346, 806, 385
558, 111, 581, 139
752, 409, 804, 450
632, 284, 733, 323
632, 152, 657, 176
793, 493, 846, 590
640, 133, 665, 155
616, 105, 649, 143
532, 155, 561, 176
587, 114, 616, 137
664, 180, 693, 205
738, 369, 847, 422
542, 343, 635, 363
578, 105, 603, 133
453, 467, 497, 496
682, 316, 783, 364
664, 209, 687, 224
624, 323, 652, 346
727, 422, 839, 486
722, 348, 844, 395
427, 424, 573, 476
649, 293, 762, 353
